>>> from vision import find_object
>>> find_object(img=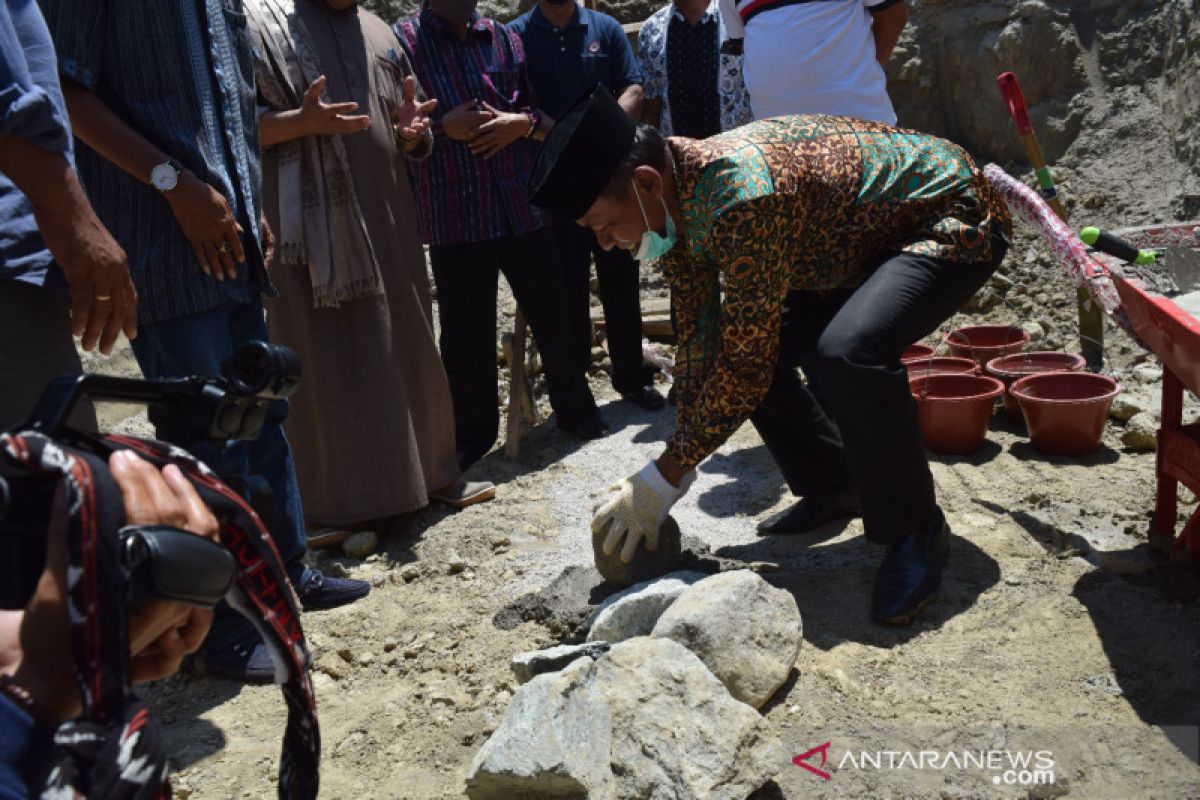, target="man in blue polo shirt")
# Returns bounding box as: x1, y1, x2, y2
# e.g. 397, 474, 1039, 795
509, 0, 665, 413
